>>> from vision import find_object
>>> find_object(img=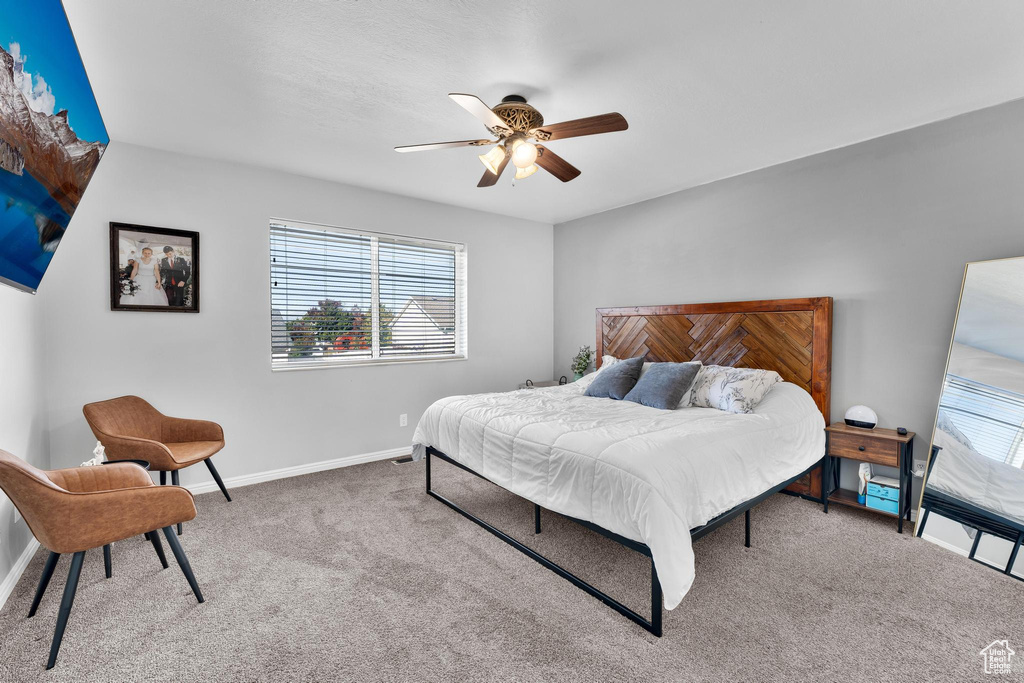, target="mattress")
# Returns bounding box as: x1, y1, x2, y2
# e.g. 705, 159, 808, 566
412, 380, 825, 609
927, 429, 1024, 526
